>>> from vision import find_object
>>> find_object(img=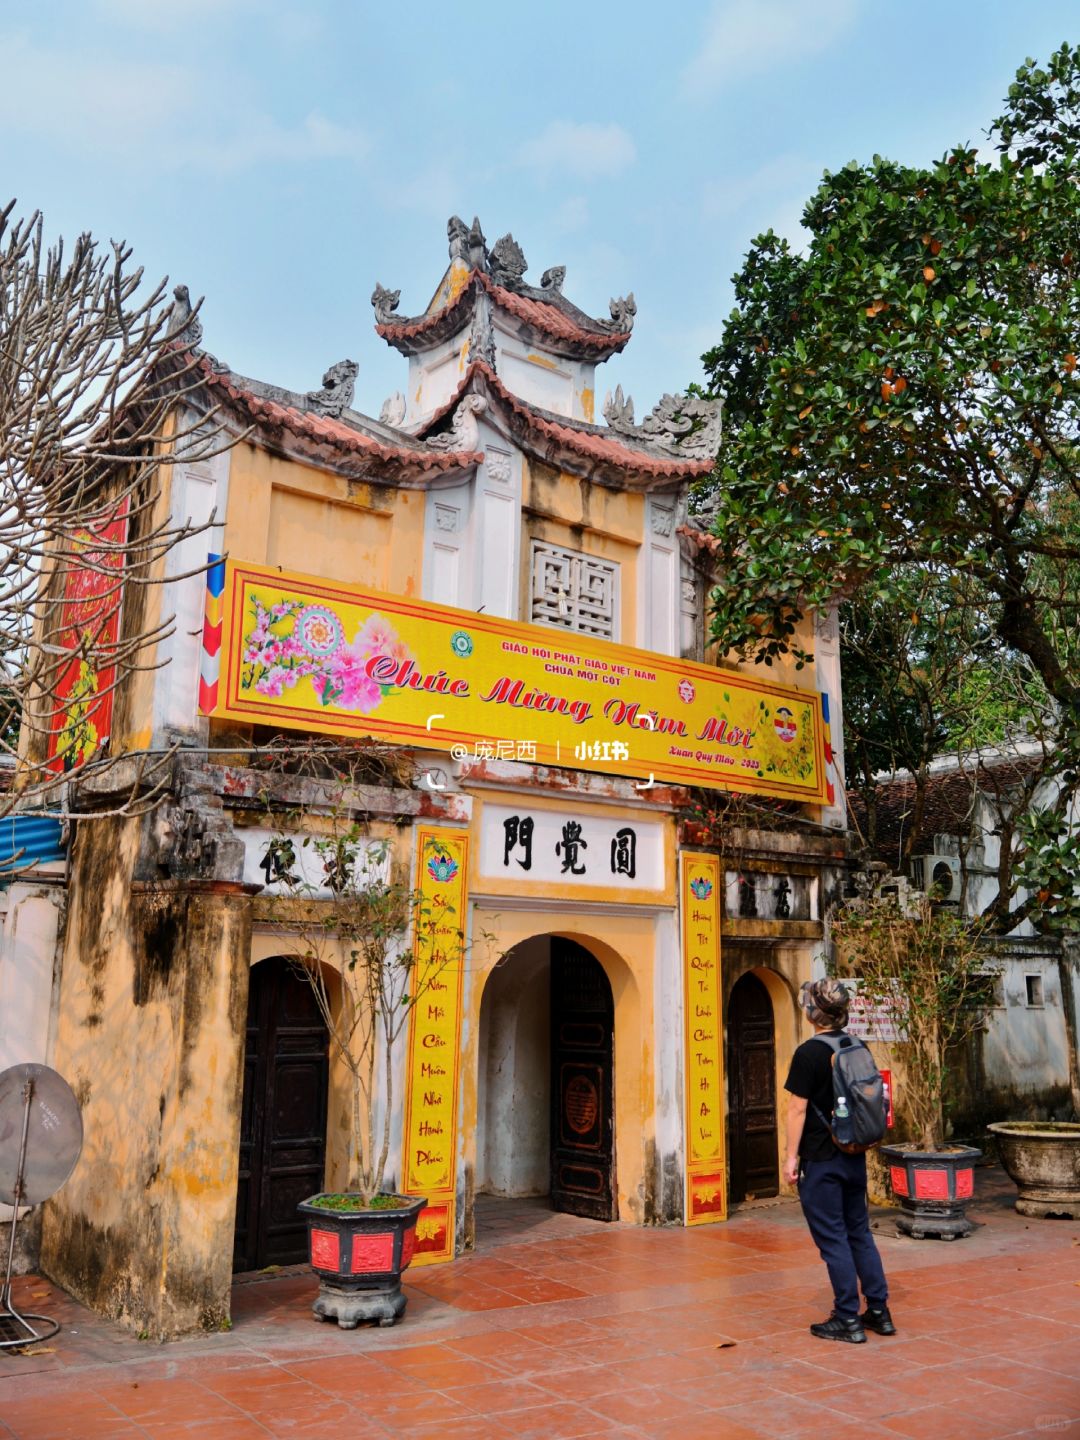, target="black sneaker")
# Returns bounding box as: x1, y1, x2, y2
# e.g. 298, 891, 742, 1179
861, 1306, 896, 1336
810, 1314, 867, 1343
